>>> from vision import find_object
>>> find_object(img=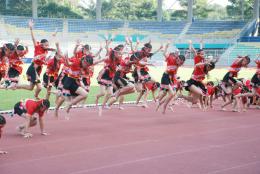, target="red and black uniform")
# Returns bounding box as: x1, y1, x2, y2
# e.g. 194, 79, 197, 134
8, 50, 28, 81
43, 57, 63, 88
194, 54, 205, 65
62, 57, 82, 96
185, 64, 207, 94
160, 54, 179, 91
0, 48, 8, 81
26, 42, 48, 84
222, 58, 243, 85
14, 99, 46, 117
251, 60, 260, 87
130, 50, 153, 83
98, 50, 122, 87
113, 57, 133, 89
